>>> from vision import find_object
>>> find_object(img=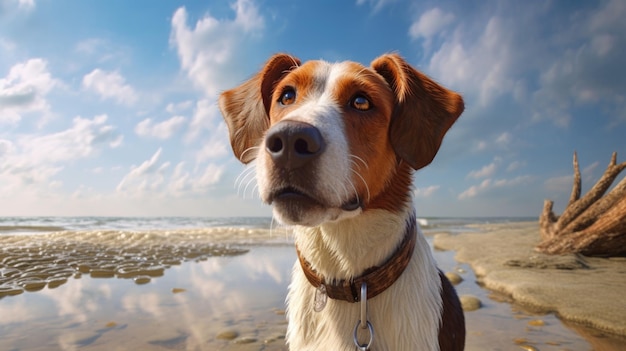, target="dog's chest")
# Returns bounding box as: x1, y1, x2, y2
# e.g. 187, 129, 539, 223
285, 227, 443, 351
